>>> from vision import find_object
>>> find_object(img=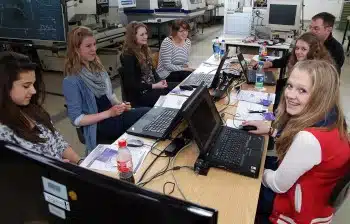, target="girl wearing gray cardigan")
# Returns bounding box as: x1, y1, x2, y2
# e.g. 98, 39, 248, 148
63, 26, 149, 154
